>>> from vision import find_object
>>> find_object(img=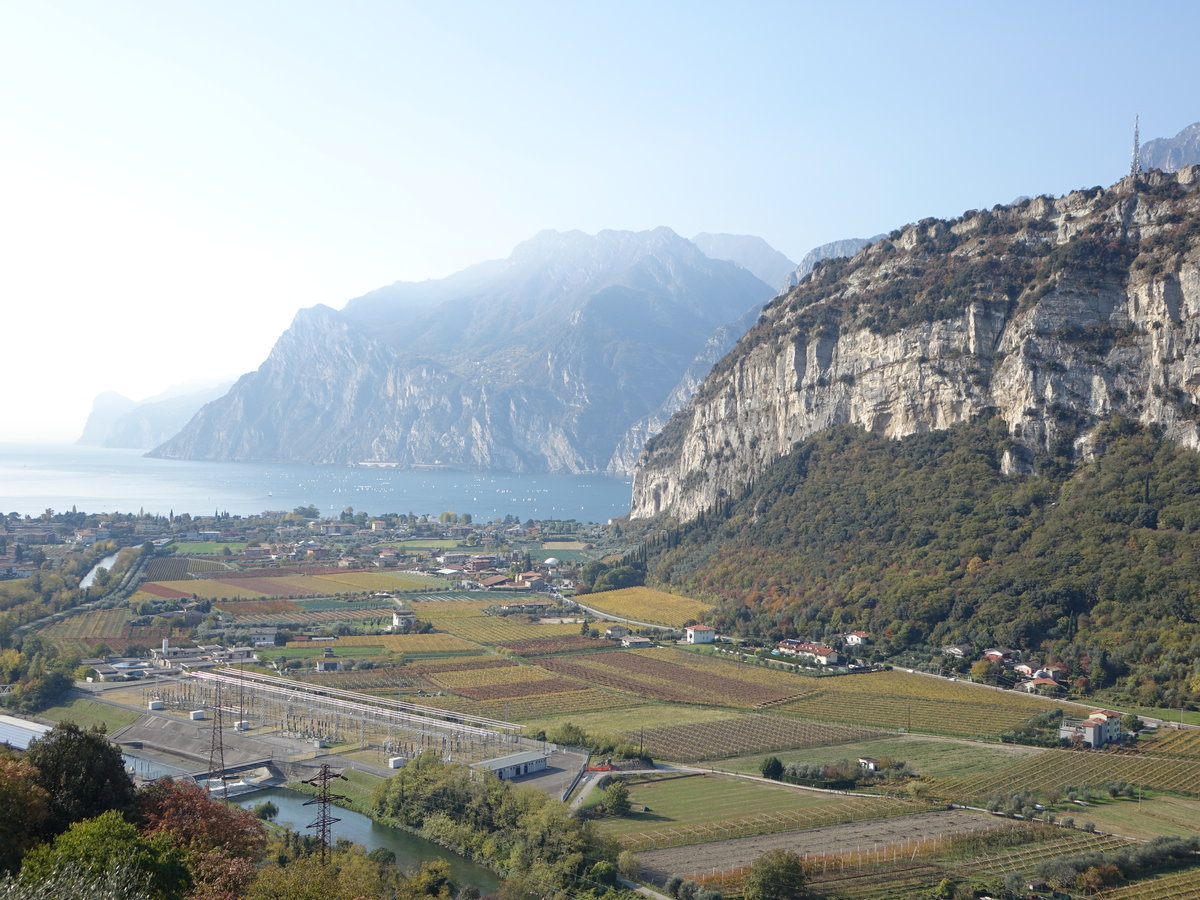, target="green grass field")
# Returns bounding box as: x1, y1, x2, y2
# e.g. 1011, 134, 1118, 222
720, 736, 1040, 782
595, 773, 841, 837
170, 541, 248, 554
37, 695, 142, 733
1065, 793, 1200, 841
